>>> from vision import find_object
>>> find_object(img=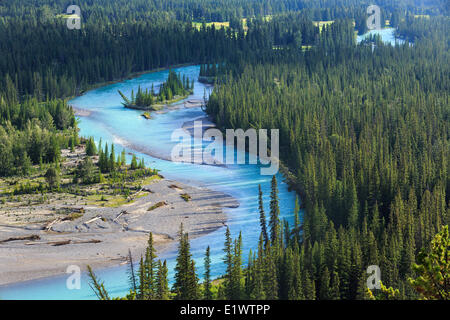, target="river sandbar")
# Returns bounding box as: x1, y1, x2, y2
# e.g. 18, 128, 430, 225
0, 178, 238, 286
